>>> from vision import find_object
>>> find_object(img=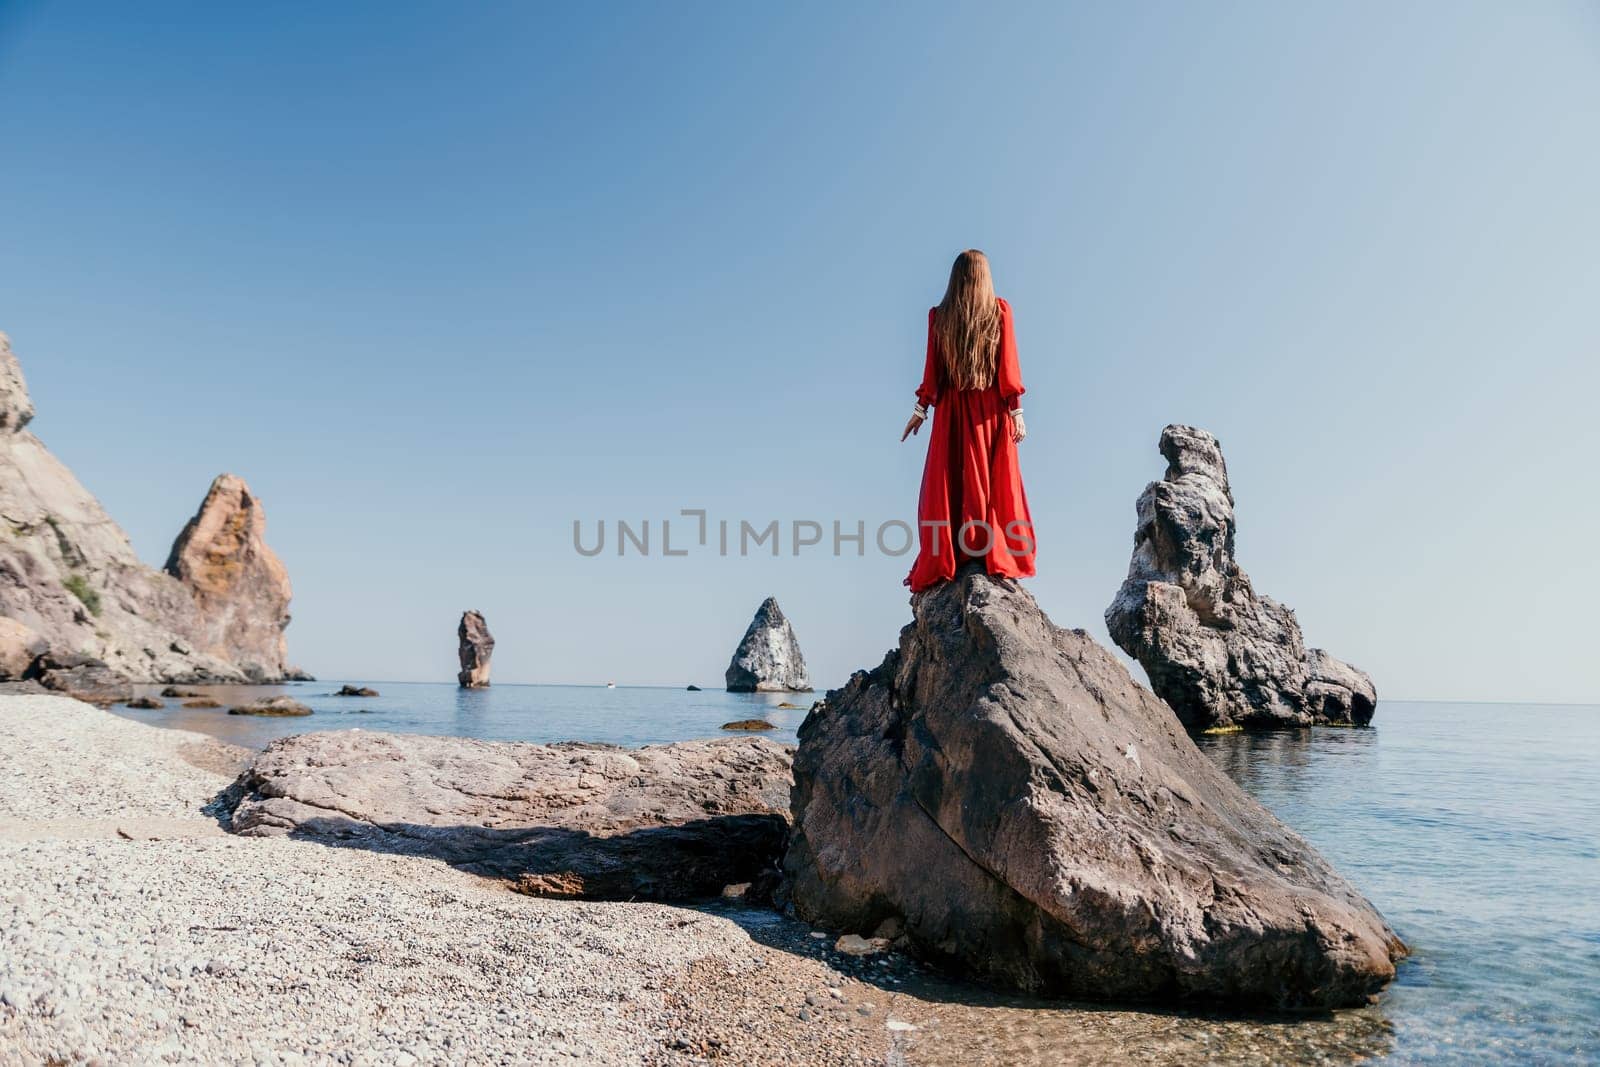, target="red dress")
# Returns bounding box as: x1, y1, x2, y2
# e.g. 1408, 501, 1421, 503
906, 297, 1036, 592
